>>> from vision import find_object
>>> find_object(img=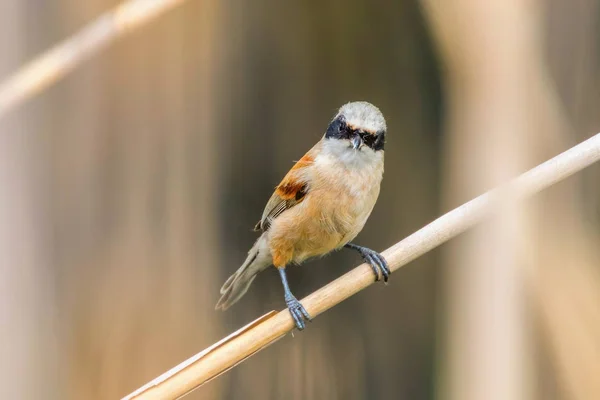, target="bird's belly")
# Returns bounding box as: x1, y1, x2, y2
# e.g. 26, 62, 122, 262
269, 182, 380, 265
